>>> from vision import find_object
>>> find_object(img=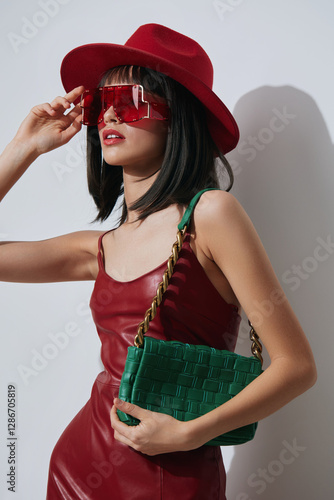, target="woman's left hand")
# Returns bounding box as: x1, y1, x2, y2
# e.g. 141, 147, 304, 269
110, 398, 199, 455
